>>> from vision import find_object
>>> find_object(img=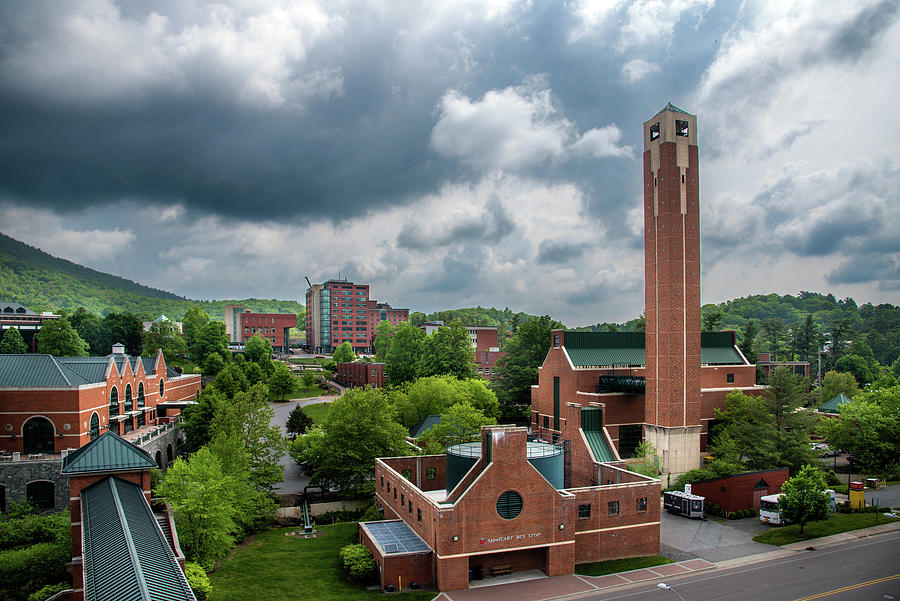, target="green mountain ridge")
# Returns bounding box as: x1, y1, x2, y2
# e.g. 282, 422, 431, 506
0, 232, 304, 320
